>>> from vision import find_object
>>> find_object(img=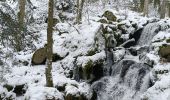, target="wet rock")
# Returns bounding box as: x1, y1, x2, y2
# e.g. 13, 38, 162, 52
120, 38, 136, 48
128, 46, 150, 56
129, 28, 143, 44
102, 10, 117, 21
